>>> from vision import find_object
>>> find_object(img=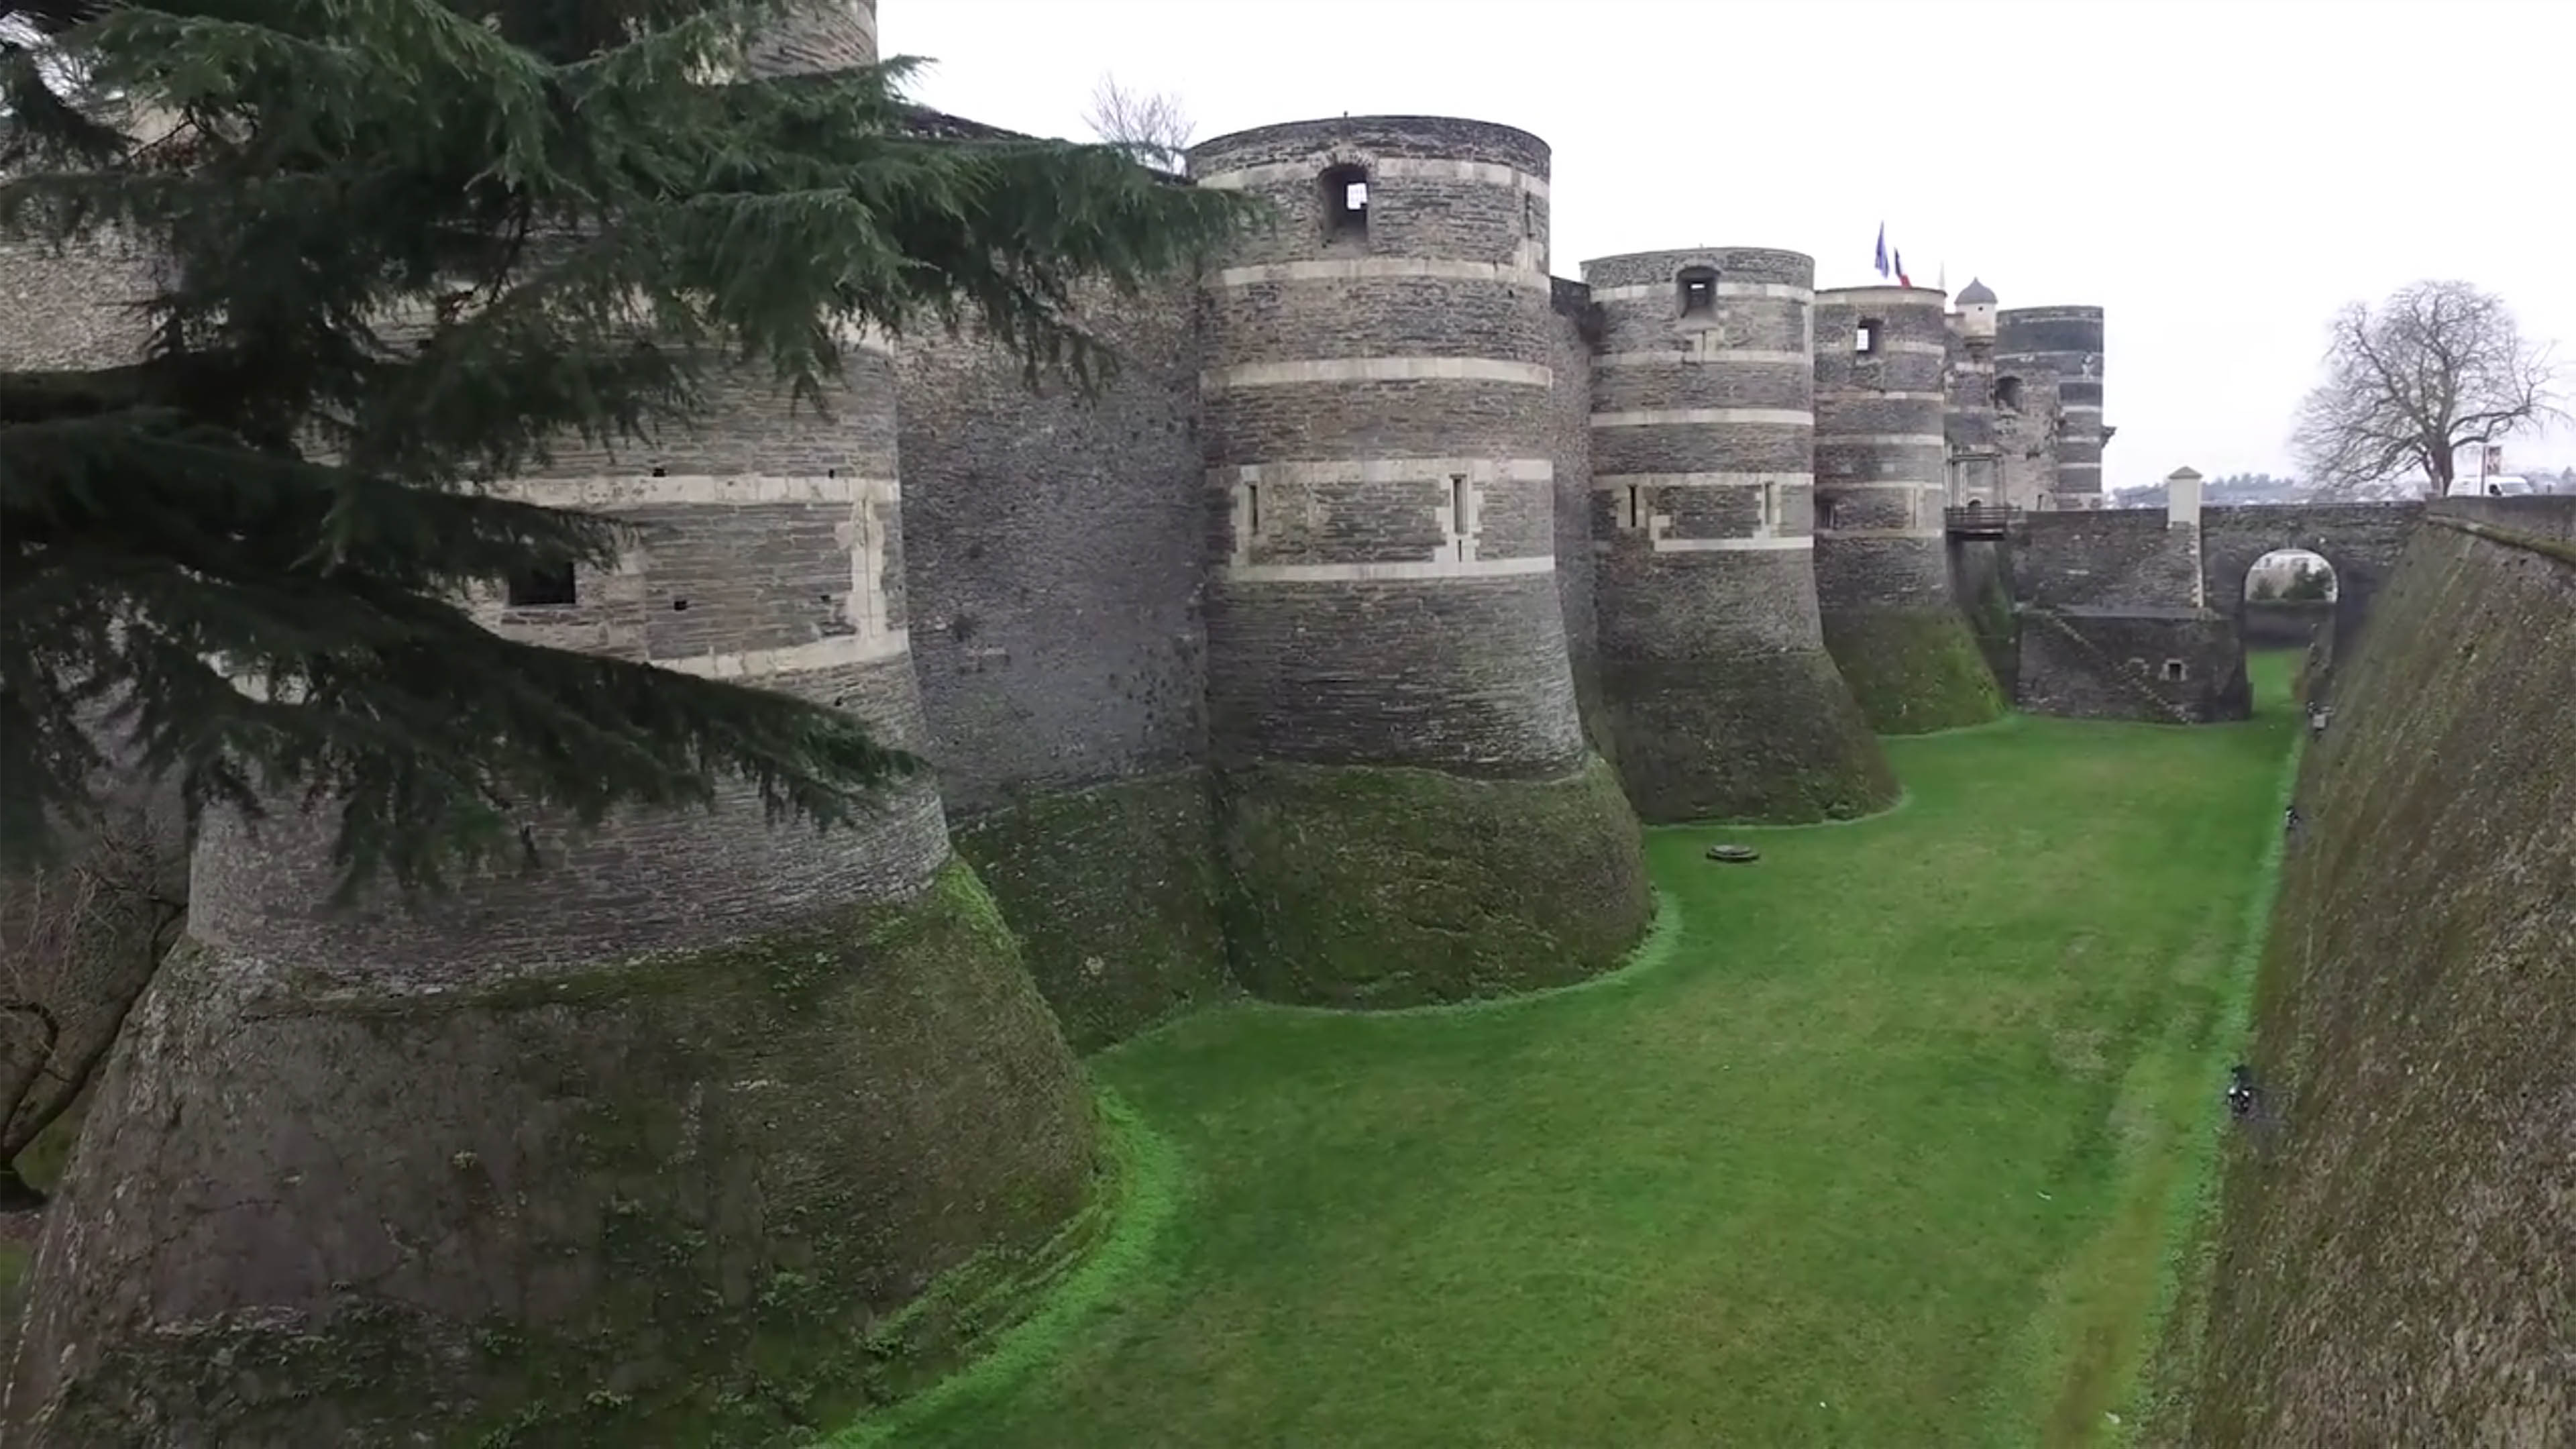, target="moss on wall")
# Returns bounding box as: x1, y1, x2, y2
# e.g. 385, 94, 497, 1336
1595, 653, 1899, 824
951, 771, 1234, 1054
1213, 756, 1652, 1008
2182, 524, 2576, 1443
3, 860, 1102, 1448
1819, 607, 2008, 735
